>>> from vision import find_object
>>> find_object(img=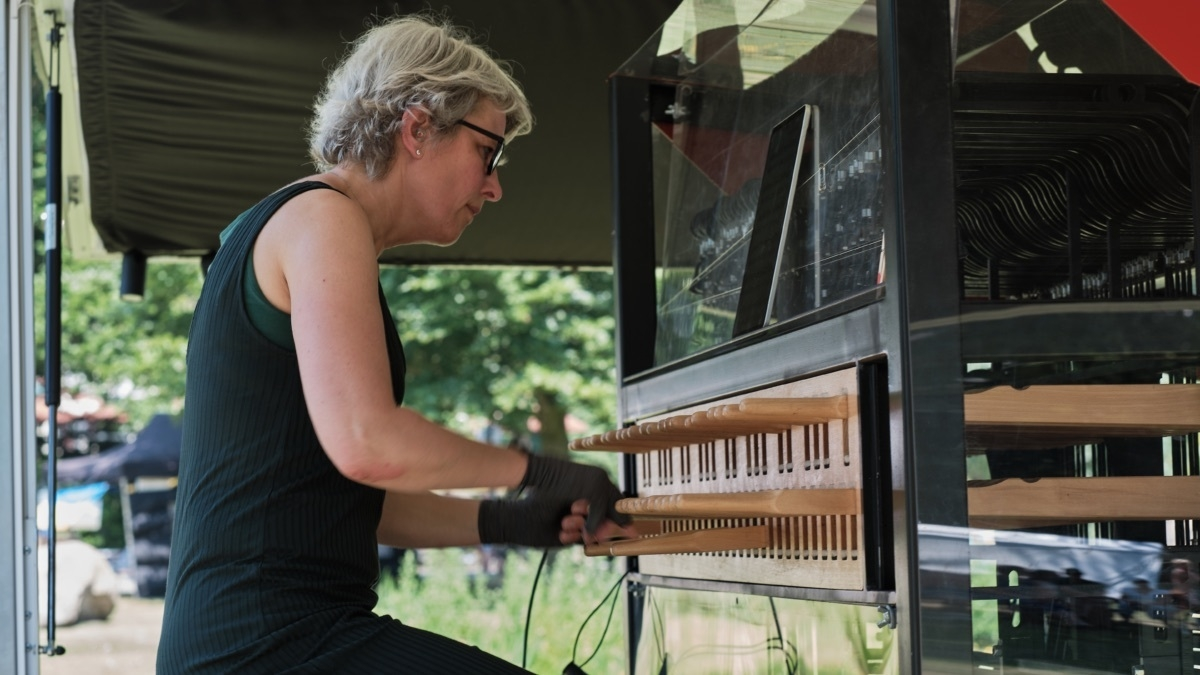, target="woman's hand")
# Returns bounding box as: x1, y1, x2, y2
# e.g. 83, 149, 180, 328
557, 499, 640, 546
478, 498, 638, 548
518, 454, 631, 534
